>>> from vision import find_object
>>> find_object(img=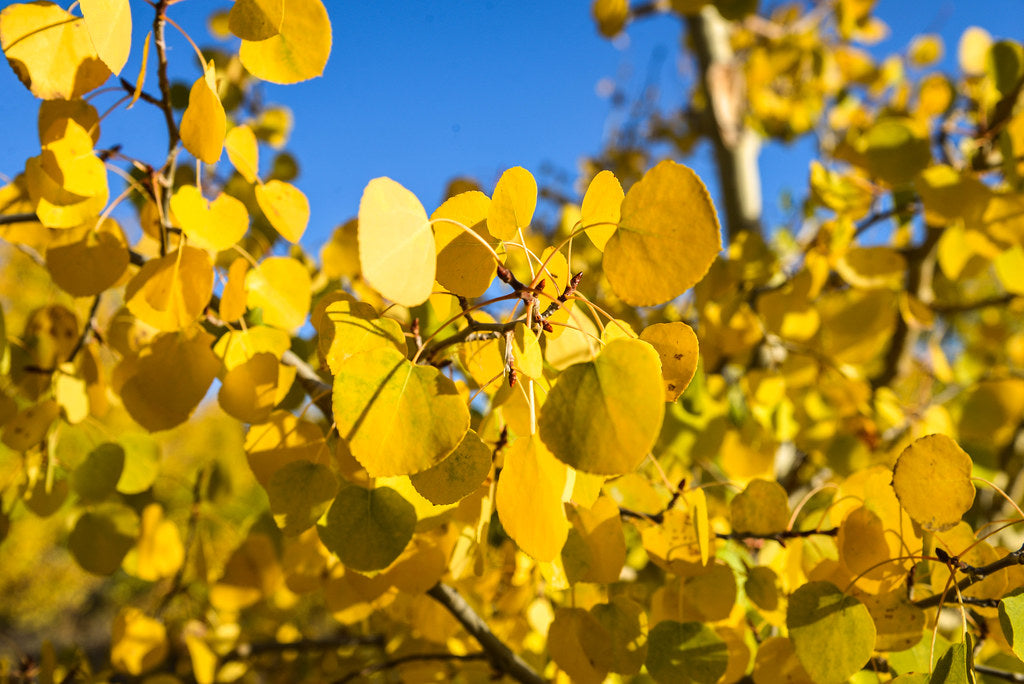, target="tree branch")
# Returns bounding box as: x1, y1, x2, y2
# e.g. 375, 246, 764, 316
914, 543, 1024, 609
426, 583, 545, 684
333, 652, 488, 684
221, 633, 385, 664
152, 0, 179, 151
0, 213, 39, 226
